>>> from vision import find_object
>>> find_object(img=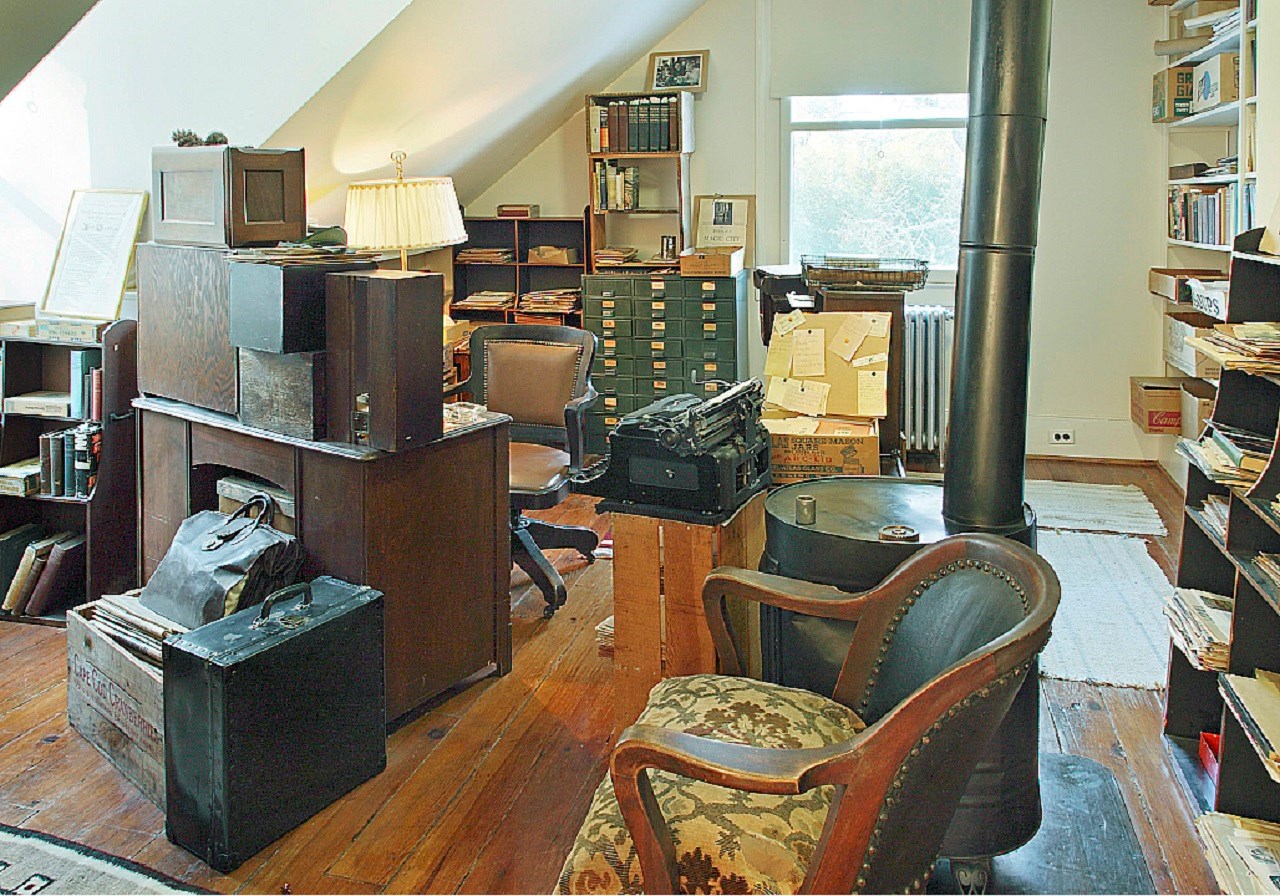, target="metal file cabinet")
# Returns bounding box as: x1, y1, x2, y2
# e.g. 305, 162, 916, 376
582, 271, 749, 453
